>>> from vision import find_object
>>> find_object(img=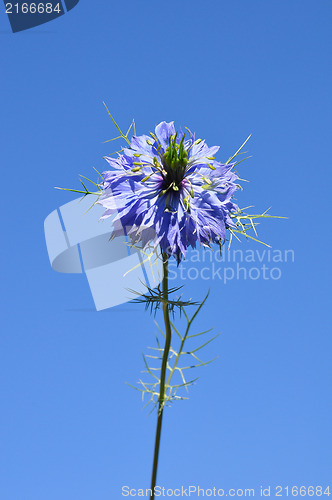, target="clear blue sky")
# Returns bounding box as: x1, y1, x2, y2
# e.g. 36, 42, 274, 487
1, 1, 331, 499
